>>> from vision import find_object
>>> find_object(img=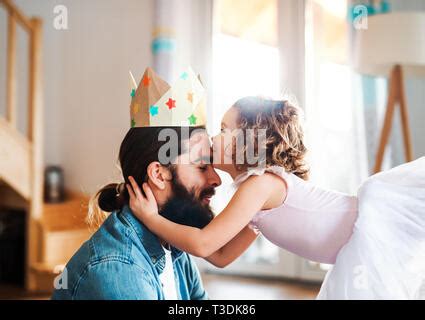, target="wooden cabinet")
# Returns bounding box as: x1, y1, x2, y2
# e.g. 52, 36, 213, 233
30, 193, 92, 292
